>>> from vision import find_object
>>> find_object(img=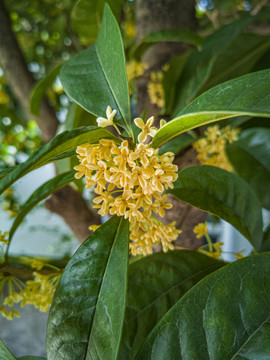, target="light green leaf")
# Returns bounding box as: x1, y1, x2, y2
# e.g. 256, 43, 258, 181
9, 171, 76, 243
131, 29, 202, 60
168, 165, 263, 250
0, 126, 119, 195
152, 70, 270, 148
46, 216, 130, 360
118, 251, 225, 359
71, 0, 122, 44
136, 253, 270, 360
61, 4, 133, 139
30, 62, 63, 117
0, 338, 16, 360
226, 127, 270, 210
